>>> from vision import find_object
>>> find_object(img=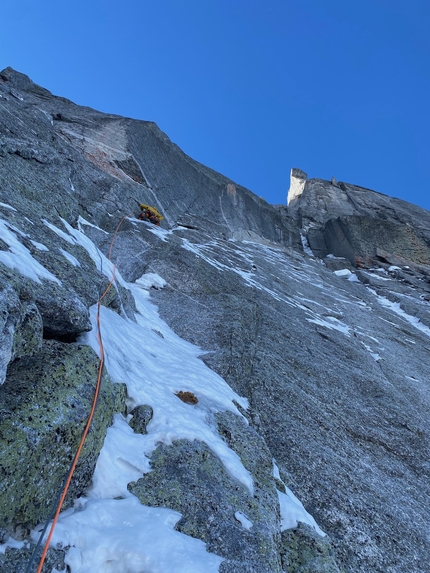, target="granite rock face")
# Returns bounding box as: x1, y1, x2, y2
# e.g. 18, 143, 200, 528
1, 68, 430, 572
145, 227, 430, 573
286, 167, 430, 331
287, 168, 430, 267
